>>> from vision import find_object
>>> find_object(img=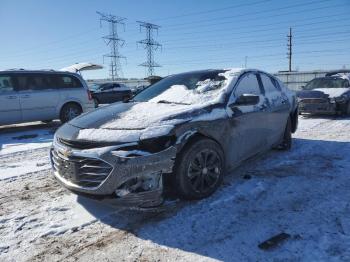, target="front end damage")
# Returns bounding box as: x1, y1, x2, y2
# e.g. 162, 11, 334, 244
50, 136, 177, 208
